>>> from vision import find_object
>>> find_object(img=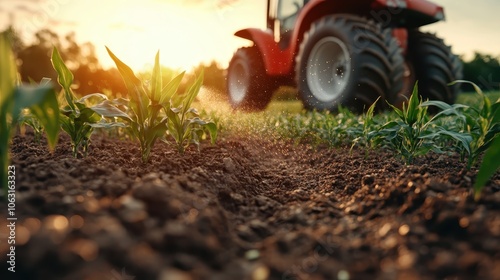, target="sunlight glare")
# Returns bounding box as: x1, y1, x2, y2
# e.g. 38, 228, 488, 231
97, 1, 245, 72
